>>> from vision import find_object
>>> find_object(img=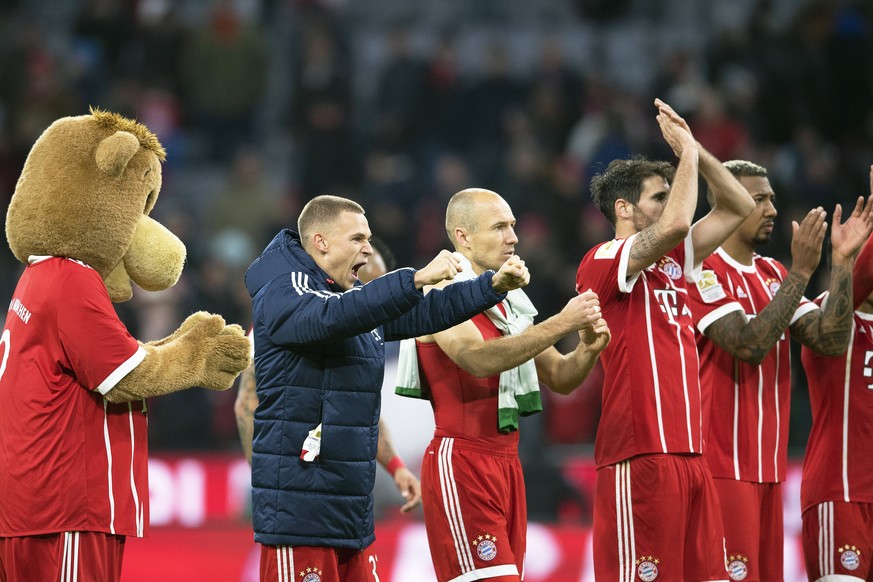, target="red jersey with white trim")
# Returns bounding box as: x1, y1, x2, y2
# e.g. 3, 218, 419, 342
416, 308, 519, 448
800, 308, 873, 511
575, 234, 724, 468
0, 257, 148, 538
688, 248, 817, 483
